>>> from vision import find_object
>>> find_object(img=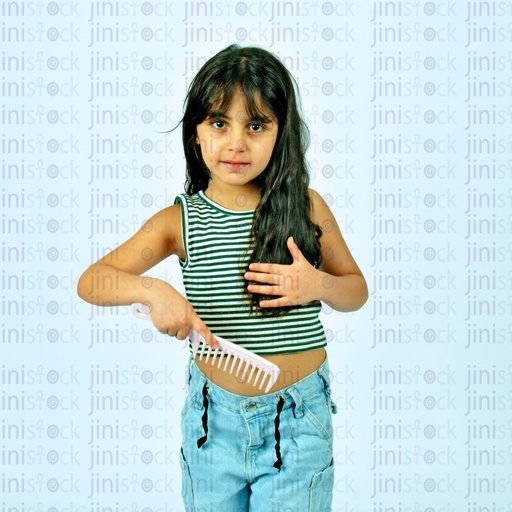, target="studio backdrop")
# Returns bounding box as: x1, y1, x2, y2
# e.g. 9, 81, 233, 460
2, 1, 512, 510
